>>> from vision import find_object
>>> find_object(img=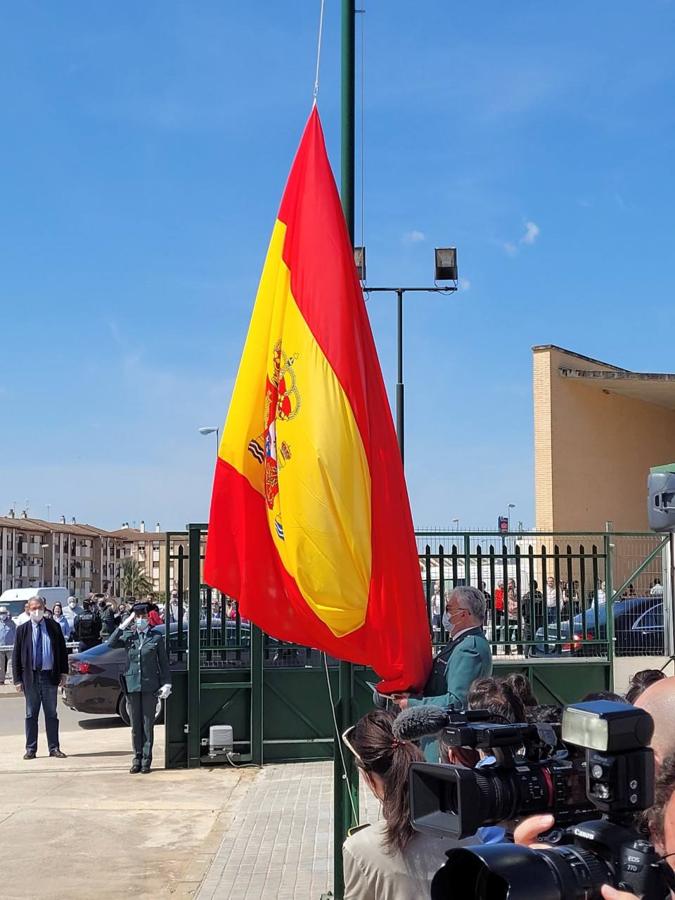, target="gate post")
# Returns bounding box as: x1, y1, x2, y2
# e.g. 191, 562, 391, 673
187, 524, 202, 767
604, 526, 615, 690
250, 623, 264, 765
